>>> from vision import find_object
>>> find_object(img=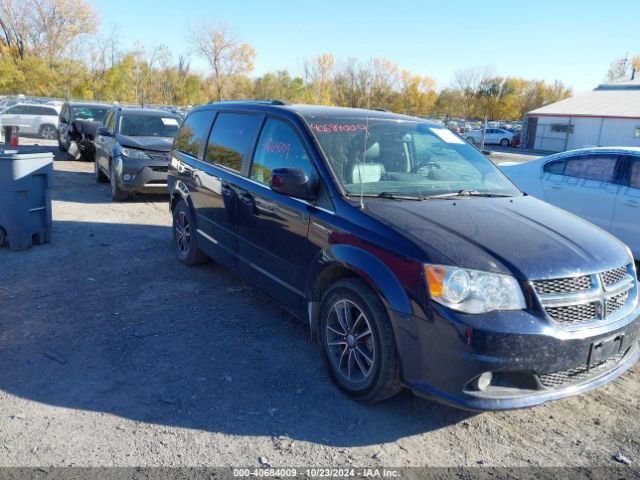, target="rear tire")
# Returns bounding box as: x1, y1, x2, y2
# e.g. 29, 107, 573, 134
466, 137, 476, 145
172, 200, 208, 266
318, 278, 403, 403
